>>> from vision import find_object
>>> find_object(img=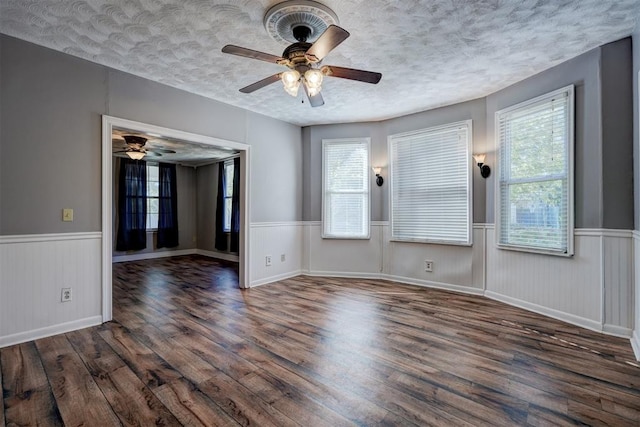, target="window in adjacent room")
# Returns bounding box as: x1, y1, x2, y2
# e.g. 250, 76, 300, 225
389, 120, 472, 245
223, 159, 235, 232
146, 163, 159, 230
496, 85, 574, 255
322, 138, 370, 239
